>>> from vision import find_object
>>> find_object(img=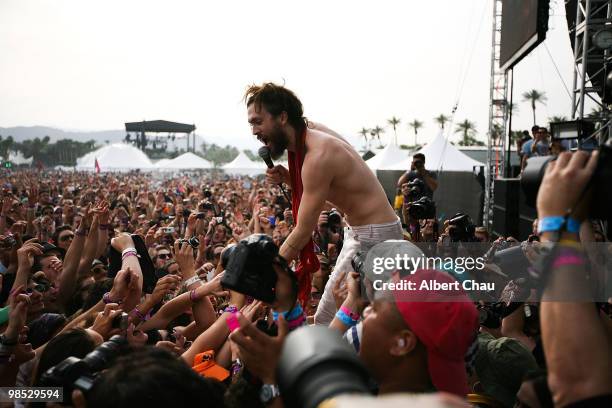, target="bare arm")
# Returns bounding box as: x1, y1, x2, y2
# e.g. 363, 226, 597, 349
279, 152, 331, 262
55, 224, 87, 307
